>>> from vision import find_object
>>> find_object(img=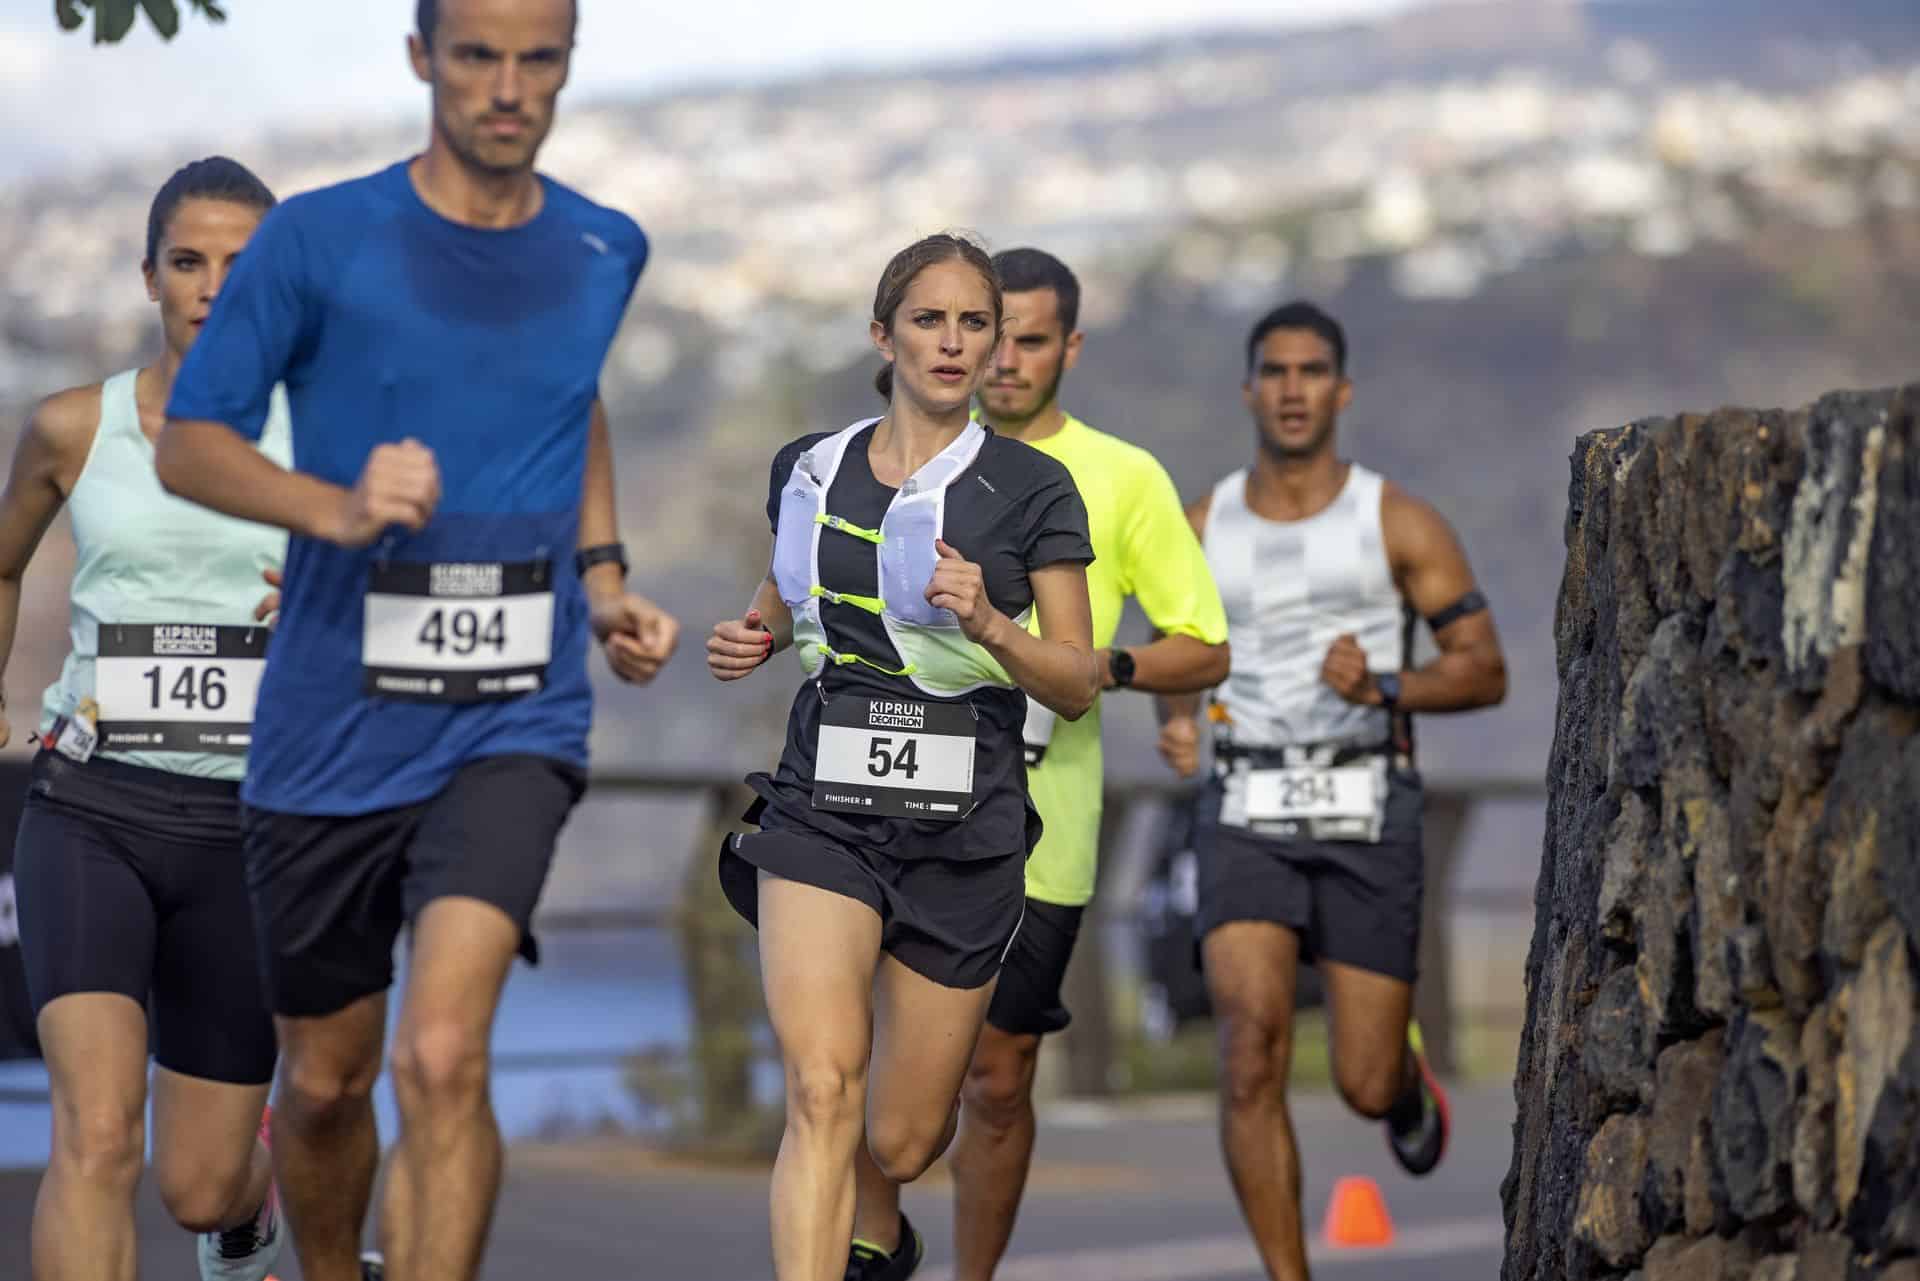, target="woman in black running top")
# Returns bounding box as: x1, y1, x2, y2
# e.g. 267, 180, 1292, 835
707, 233, 1099, 1281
